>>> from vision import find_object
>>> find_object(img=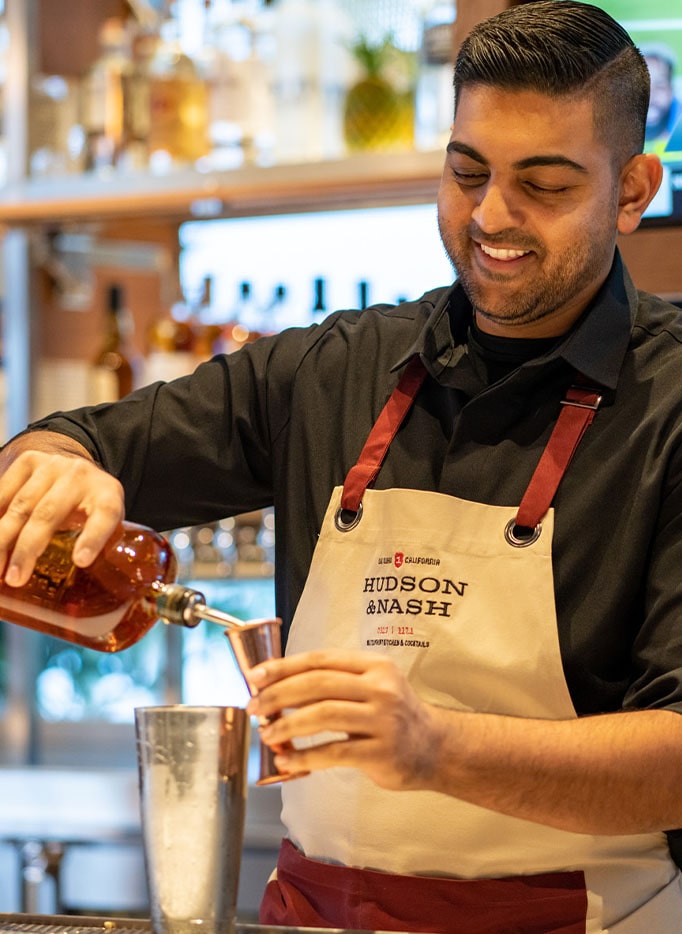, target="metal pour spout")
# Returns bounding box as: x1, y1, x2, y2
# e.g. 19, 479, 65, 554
190, 601, 248, 630
154, 582, 246, 630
